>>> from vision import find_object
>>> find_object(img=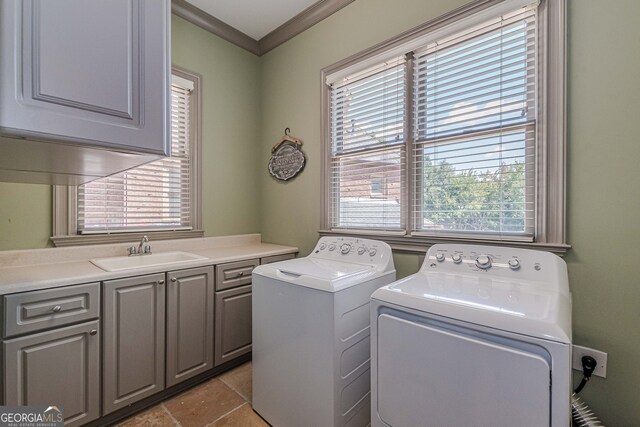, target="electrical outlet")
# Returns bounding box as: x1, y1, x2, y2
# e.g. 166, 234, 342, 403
572, 345, 607, 378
